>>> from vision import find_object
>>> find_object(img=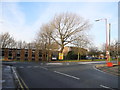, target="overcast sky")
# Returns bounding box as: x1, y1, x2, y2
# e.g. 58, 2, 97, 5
0, 1, 118, 49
